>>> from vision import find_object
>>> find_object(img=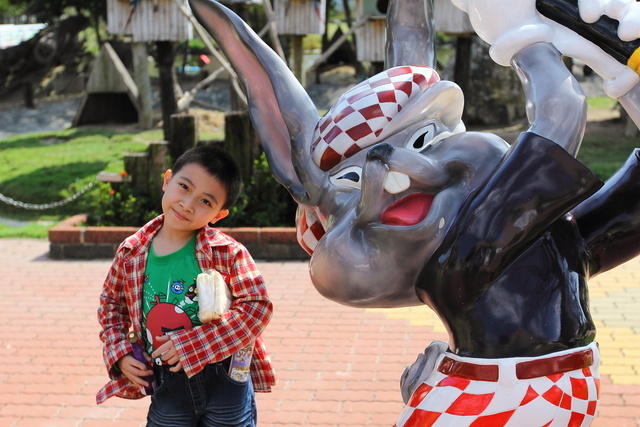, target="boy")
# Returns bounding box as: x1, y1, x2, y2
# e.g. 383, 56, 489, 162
97, 145, 276, 427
